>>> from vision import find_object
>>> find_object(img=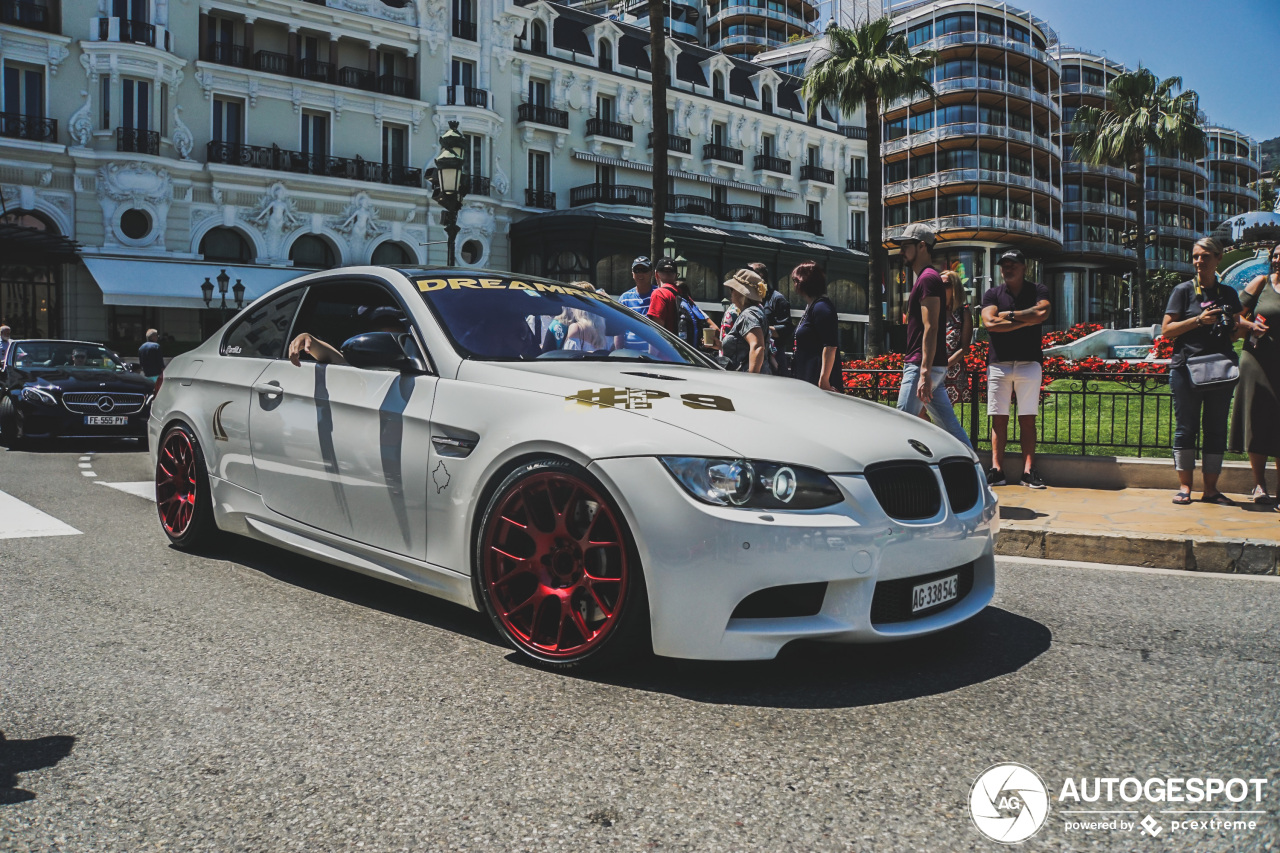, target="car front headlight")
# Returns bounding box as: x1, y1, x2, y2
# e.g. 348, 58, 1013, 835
21, 387, 58, 406
660, 457, 843, 510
